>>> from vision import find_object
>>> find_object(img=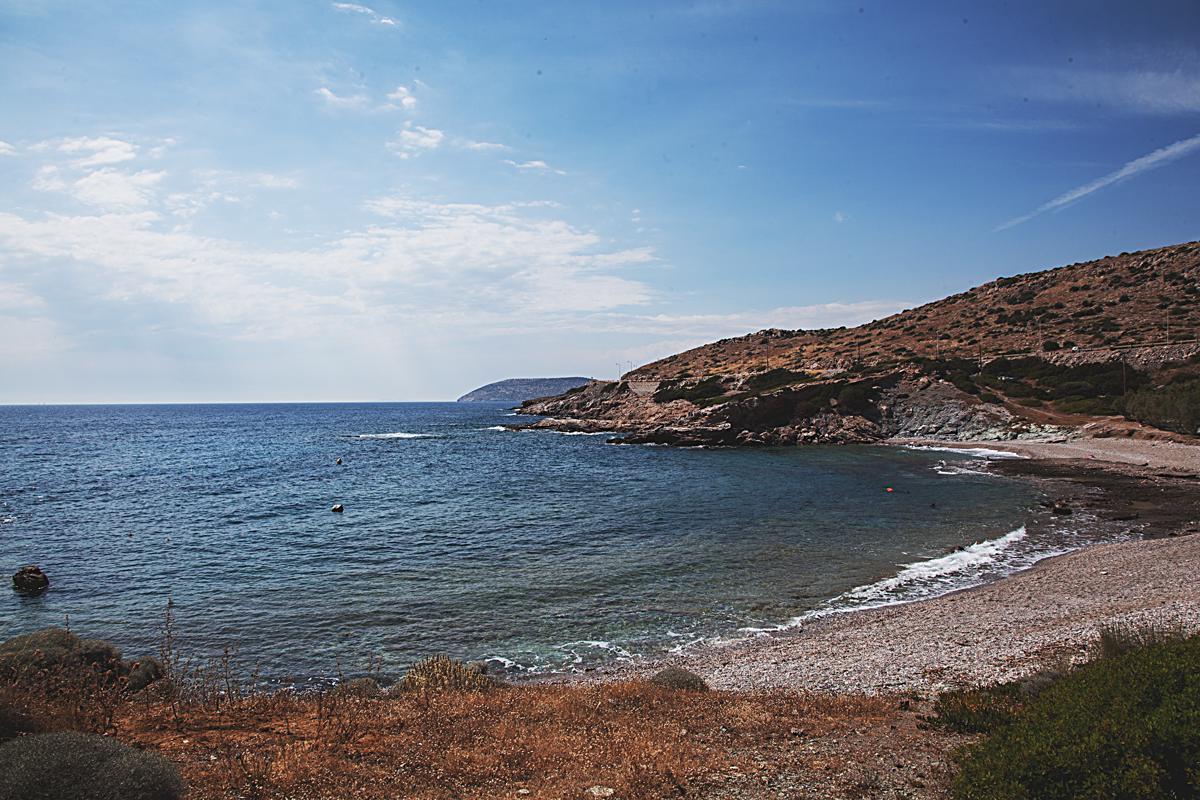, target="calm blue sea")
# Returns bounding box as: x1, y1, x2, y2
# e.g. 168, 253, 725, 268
0, 403, 1114, 683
